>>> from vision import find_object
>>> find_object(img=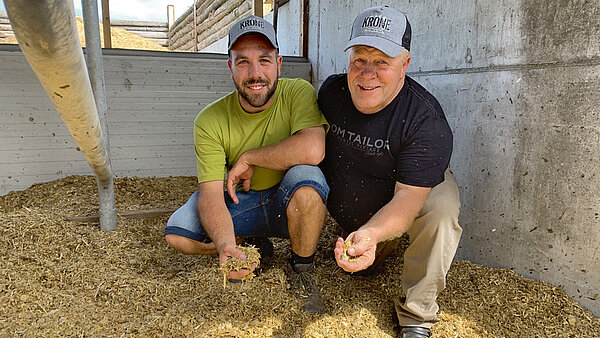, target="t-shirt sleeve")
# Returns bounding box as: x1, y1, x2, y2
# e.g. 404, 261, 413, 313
395, 115, 453, 187
287, 79, 329, 134
194, 111, 227, 184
